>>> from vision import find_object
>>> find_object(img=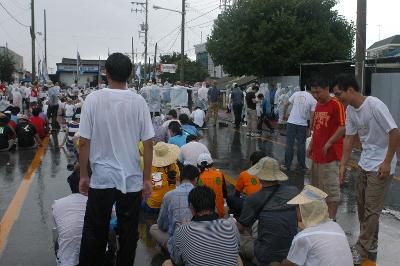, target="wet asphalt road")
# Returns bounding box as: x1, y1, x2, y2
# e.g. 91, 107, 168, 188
0, 126, 400, 266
